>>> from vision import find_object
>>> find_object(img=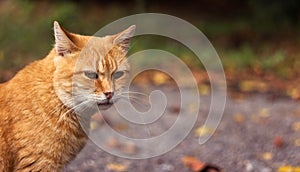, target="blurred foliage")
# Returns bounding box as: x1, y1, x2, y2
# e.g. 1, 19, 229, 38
0, 0, 133, 71
0, 0, 300, 81
249, 0, 300, 32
